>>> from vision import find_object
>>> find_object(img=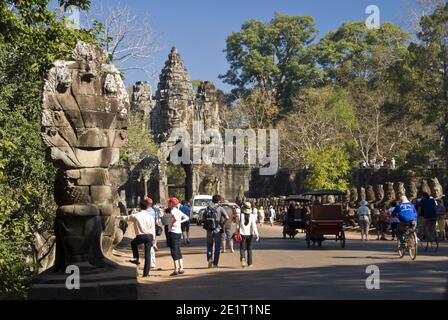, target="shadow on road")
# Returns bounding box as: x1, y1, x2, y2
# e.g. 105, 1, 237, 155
138, 259, 448, 300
